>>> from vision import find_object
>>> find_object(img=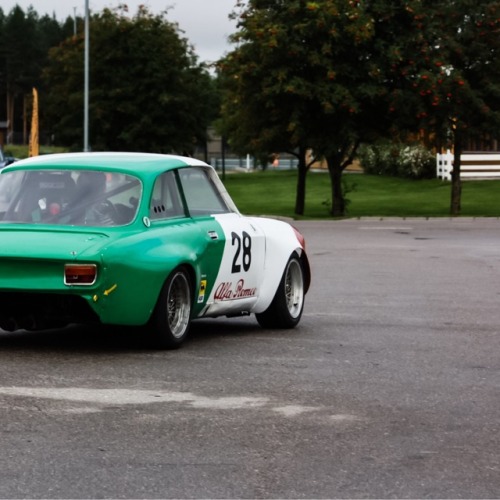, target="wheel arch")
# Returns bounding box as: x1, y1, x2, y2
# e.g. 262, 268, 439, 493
152, 261, 198, 317
255, 251, 307, 329
97, 233, 203, 326
298, 250, 311, 294
246, 217, 310, 314
148, 263, 194, 349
